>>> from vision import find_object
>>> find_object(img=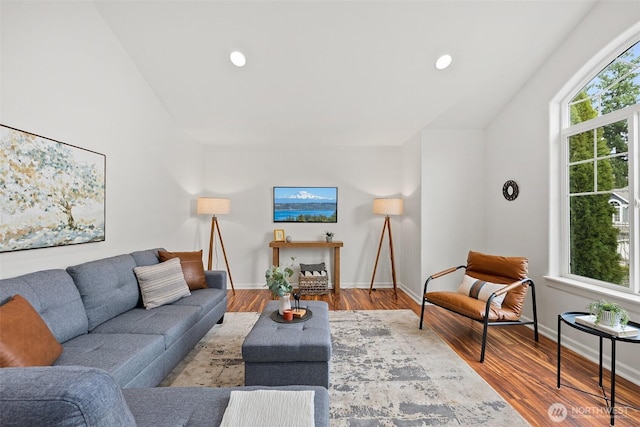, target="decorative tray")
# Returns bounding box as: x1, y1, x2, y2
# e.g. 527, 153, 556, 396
270, 309, 313, 323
